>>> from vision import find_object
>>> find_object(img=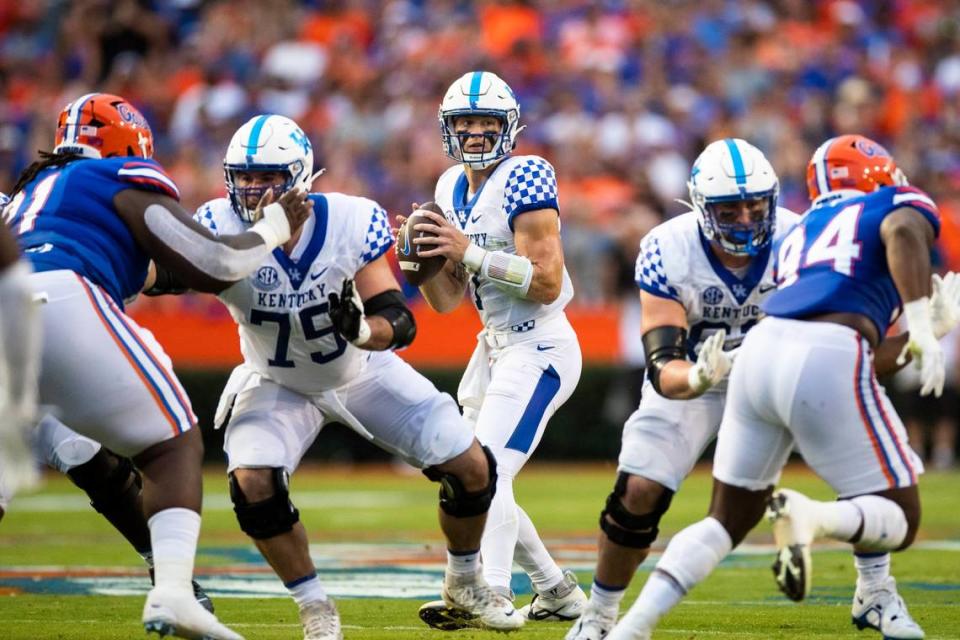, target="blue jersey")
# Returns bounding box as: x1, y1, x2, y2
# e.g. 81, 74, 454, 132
4, 156, 179, 307
764, 186, 940, 337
